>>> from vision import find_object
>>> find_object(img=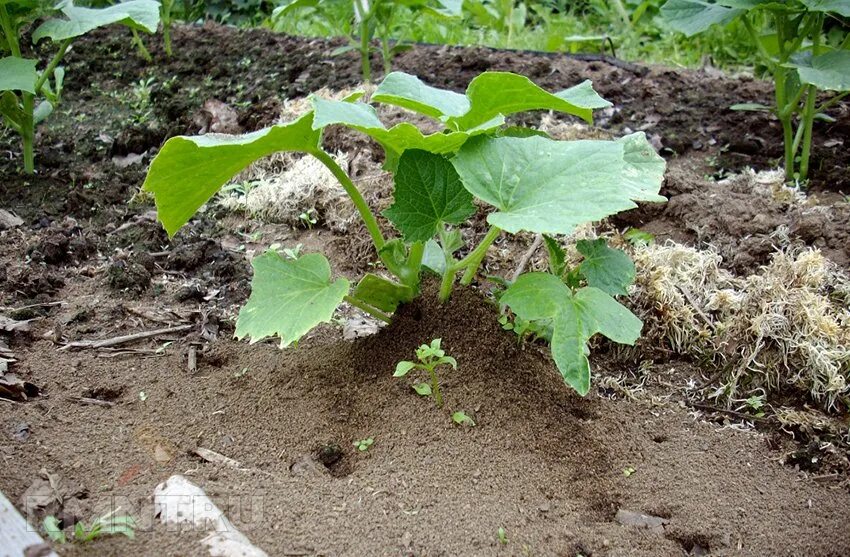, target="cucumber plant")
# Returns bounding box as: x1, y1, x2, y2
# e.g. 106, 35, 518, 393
141, 70, 666, 395
0, 0, 161, 173
273, 0, 462, 82
394, 338, 457, 406
661, 0, 850, 183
